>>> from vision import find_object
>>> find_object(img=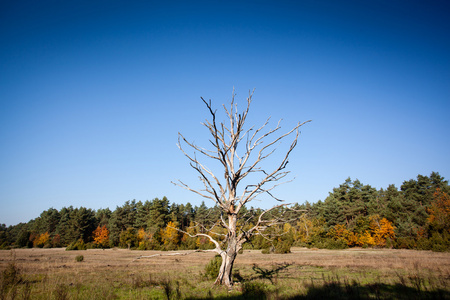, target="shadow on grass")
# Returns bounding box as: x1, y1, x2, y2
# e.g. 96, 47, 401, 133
184, 280, 450, 300
251, 262, 292, 284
